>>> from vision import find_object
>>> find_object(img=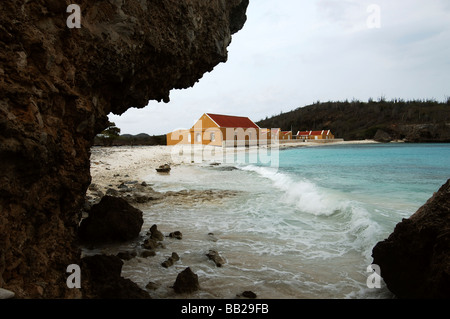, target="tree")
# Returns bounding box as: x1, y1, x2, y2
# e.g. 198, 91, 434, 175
97, 121, 121, 146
